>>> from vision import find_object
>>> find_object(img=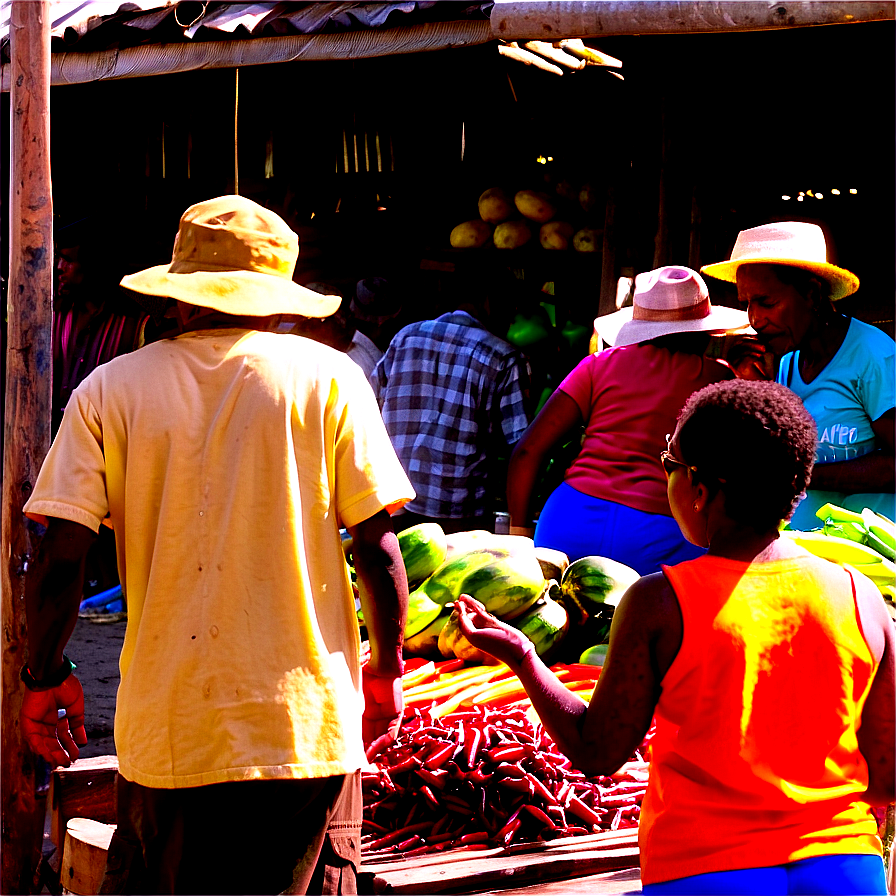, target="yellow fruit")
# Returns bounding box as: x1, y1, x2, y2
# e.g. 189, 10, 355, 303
579, 183, 600, 213
573, 228, 601, 253
539, 220, 575, 250
449, 220, 492, 249
478, 188, 513, 223
493, 220, 533, 249
514, 190, 556, 223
